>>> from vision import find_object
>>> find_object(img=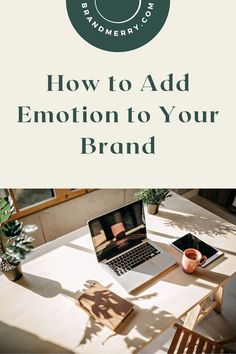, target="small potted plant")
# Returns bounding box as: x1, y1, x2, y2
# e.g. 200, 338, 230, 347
136, 189, 172, 215
0, 197, 37, 281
